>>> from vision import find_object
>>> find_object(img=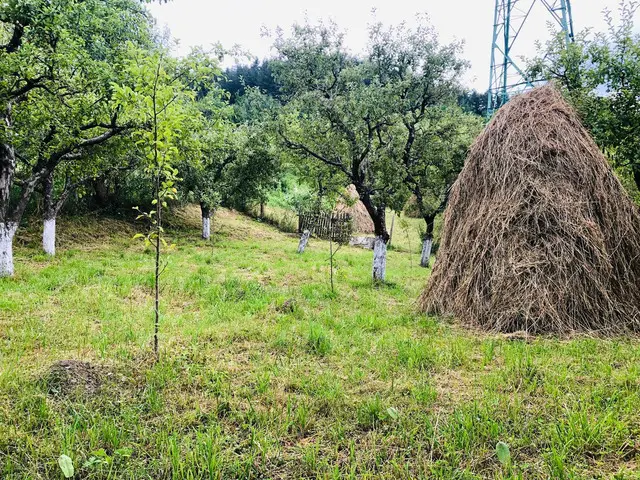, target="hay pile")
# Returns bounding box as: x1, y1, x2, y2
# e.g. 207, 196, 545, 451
420, 86, 640, 335
336, 185, 375, 234
44, 360, 102, 397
